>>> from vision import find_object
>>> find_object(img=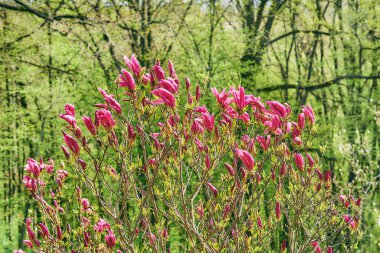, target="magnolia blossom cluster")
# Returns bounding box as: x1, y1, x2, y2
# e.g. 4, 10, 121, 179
17, 55, 362, 253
